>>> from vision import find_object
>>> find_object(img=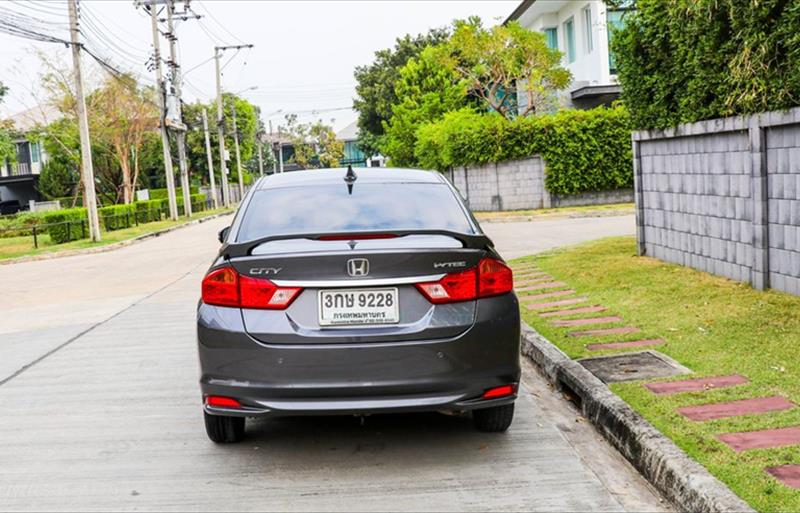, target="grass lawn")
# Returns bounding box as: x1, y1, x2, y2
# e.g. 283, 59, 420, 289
512, 236, 800, 513
474, 202, 634, 220
0, 208, 233, 261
